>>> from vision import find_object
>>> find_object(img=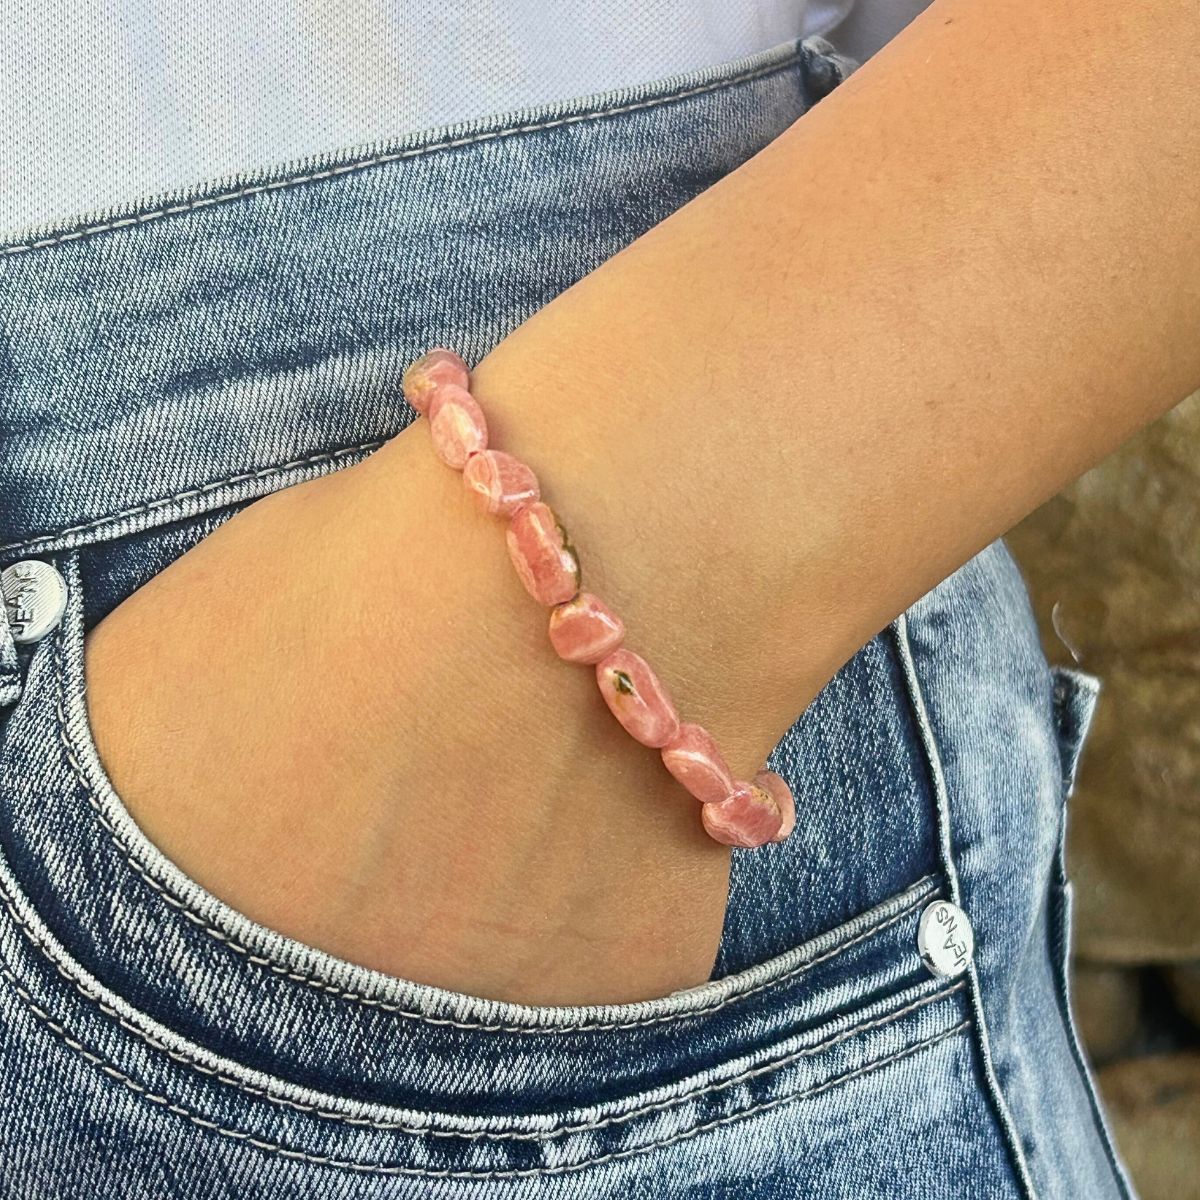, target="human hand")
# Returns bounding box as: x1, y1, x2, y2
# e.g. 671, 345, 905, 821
83, 413, 738, 1007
